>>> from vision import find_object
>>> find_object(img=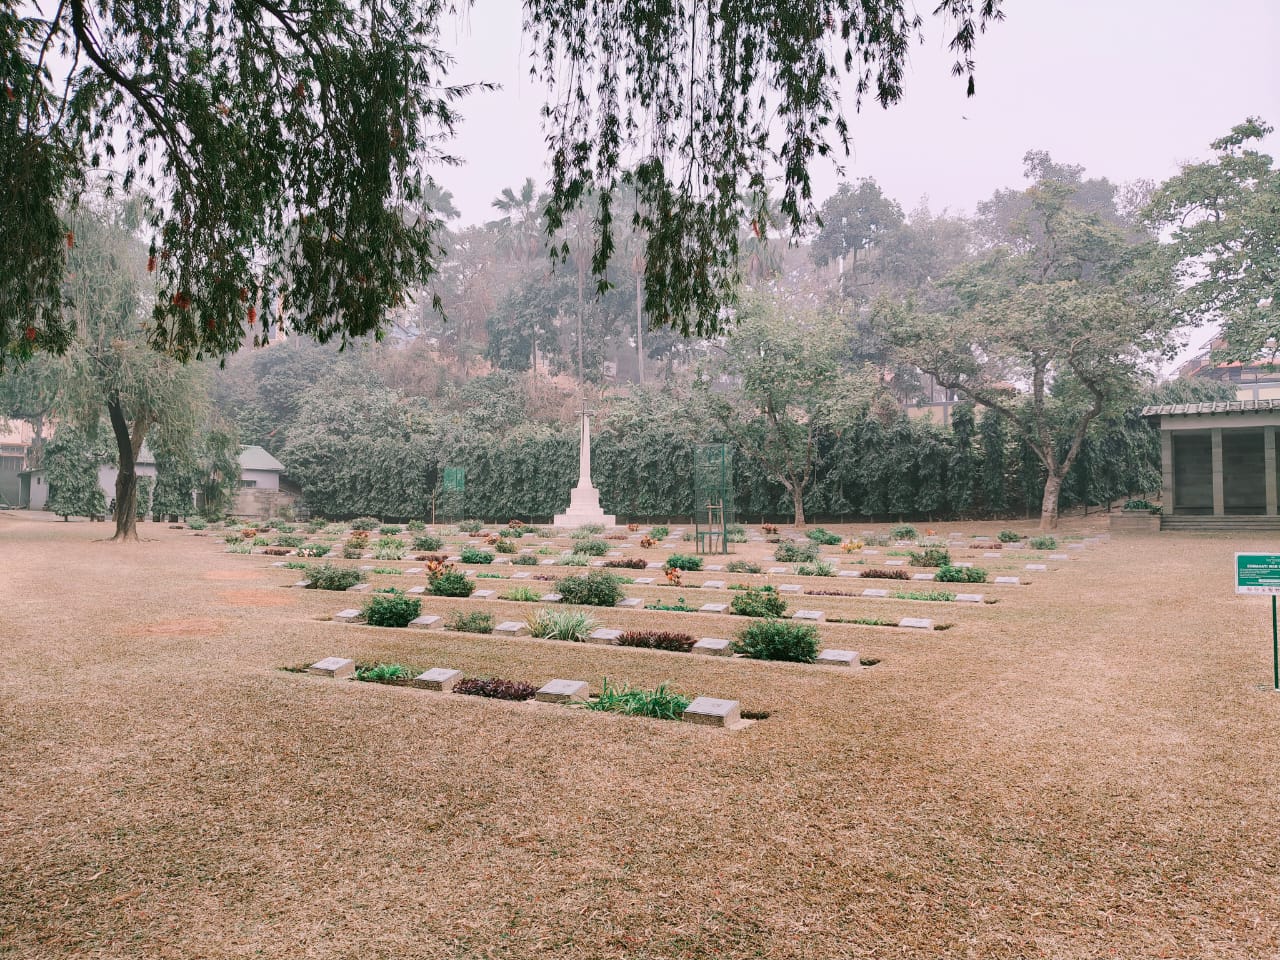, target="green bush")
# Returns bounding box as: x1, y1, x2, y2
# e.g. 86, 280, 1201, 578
341, 545, 363, 559
458, 519, 483, 533
356, 663, 410, 683
586, 680, 692, 719
650, 525, 669, 539
725, 524, 747, 543
371, 566, 401, 575
378, 524, 402, 534
306, 562, 365, 591
725, 559, 762, 574
374, 541, 405, 560
1028, 536, 1057, 550
413, 534, 444, 552
573, 538, 609, 556
730, 587, 787, 618
664, 554, 703, 571
795, 561, 836, 577
429, 571, 475, 597
889, 524, 919, 540
297, 543, 331, 558
1123, 499, 1161, 514
561, 554, 591, 566
556, 570, 625, 606
306, 520, 327, 533
512, 554, 538, 565
494, 538, 517, 554
252, 537, 269, 546
502, 586, 543, 602
350, 516, 380, 531
909, 547, 951, 568
997, 530, 1022, 543
445, 610, 493, 633
774, 541, 819, 563
271, 533, 303, 548
806, 527, 842, 545
733, 620, 819, 663
892, 590, 956, 601
615, 631, 696, 653
526, 608, 599, 642
362, 594, 421, 628
225, 542, 252, 554
934, 565, 988, 583
570, 524, 605, 538
460, 546, 494, 564
406, 520, 426, 531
